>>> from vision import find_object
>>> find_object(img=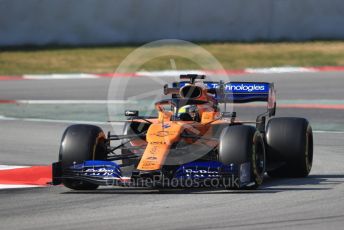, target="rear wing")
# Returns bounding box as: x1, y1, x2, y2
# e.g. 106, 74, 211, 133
172, 81, 276, 115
